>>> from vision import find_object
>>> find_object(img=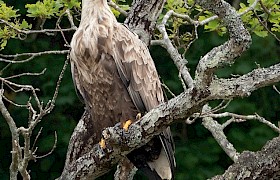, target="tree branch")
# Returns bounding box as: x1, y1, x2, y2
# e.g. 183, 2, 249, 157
201, 105, 240, 162
156, 10, 194, 89
108, 0, 128, 17
195, 0, 252, 88
209, 63, 280, 99
0, 89, 19, 180
211, 136, 280, 179
0, 50, 69, 63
